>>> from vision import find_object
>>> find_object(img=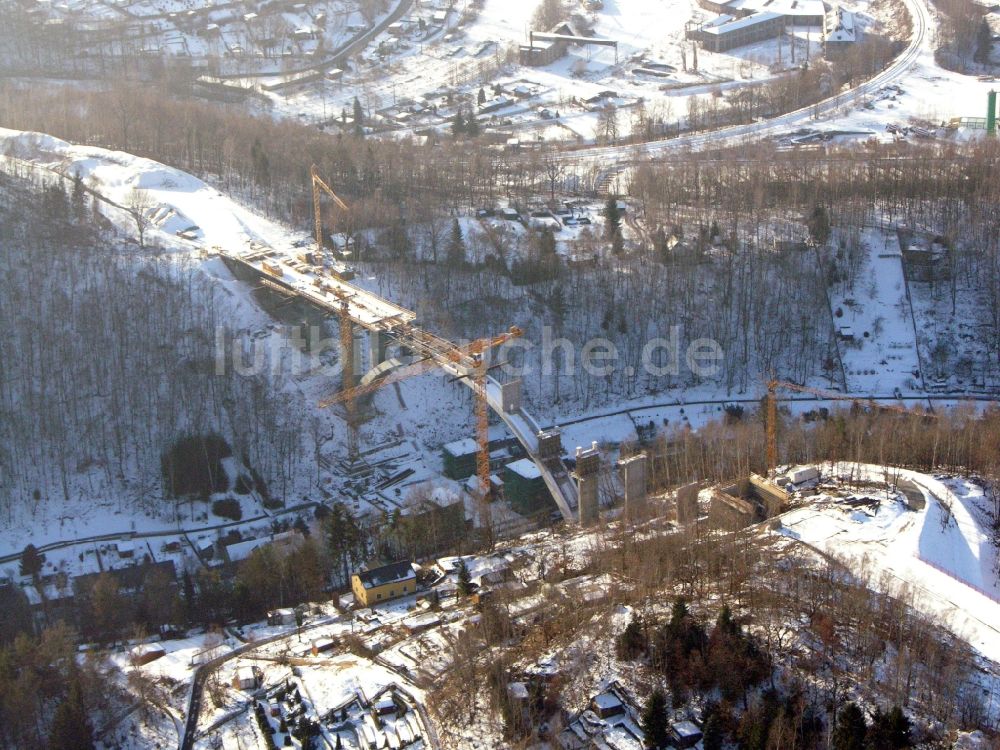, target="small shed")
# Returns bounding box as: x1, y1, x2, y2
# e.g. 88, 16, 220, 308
267, 608, 296, 626
373, 695, 397, 715
130, 643, 166, 666
233, 666, 258, 691
402, 611, 441, 634
311, 638, 336, 656
671, 720, 703, 748
590, 690, 625, 718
